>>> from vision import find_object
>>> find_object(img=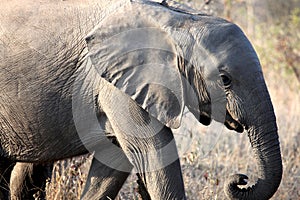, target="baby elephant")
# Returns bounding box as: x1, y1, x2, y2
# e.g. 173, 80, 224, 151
0, 0, 282, 199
